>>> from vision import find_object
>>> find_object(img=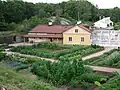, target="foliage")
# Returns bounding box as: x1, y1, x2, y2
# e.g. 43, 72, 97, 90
79, 73, 108, 83
31, 59, 107, 87
100, 7, 120, 23
1, 54, 41, 72
31, 60, 86, 85
99, 76, 120, 90
0, 0, 99, 32
0, 47, 6, 61
114, 21, 120, 30
11, 42, 101, 60
85, 49, 120, 68
14, 64, 29, 71
1, 0, 120, 33
0, 66, 56, 90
